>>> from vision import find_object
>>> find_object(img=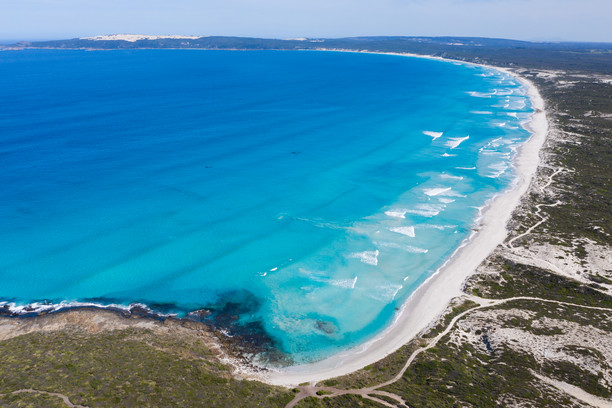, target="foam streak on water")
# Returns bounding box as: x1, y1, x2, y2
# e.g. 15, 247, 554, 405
0, 50, 533, 364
